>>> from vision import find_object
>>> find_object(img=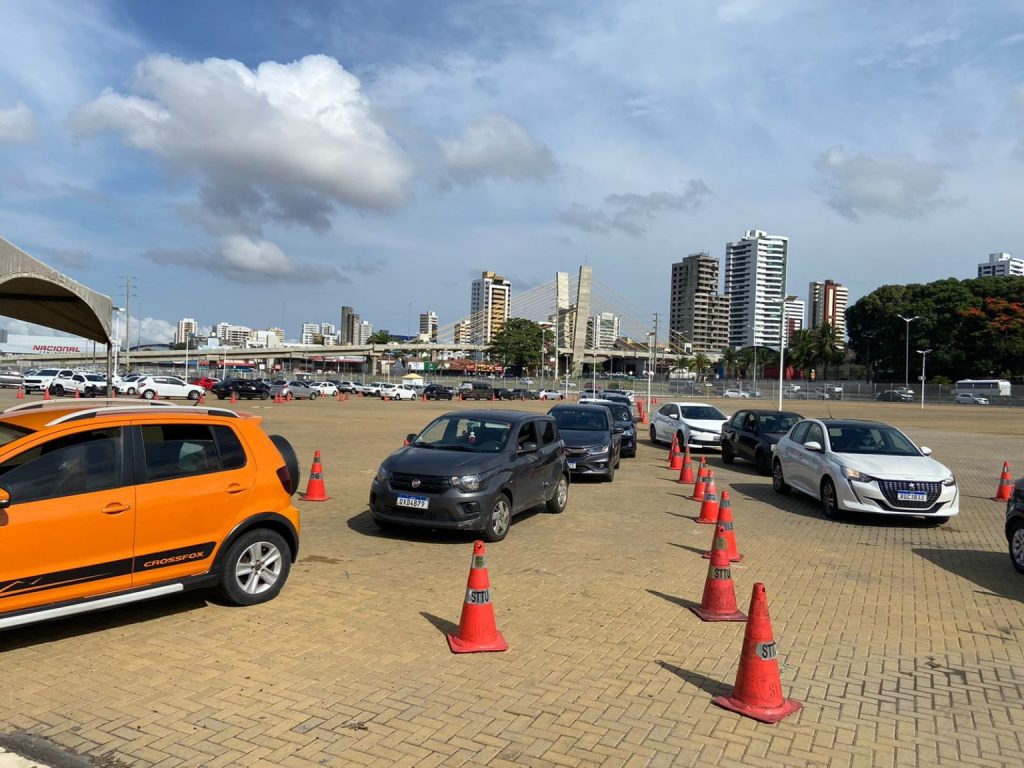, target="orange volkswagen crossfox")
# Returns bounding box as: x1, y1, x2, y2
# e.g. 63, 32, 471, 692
0, 400, 301, 632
